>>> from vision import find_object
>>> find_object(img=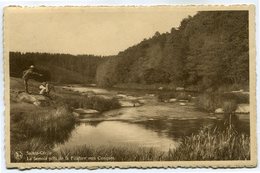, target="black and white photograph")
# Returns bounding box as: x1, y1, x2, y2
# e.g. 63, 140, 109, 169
4, 6, 256, 168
